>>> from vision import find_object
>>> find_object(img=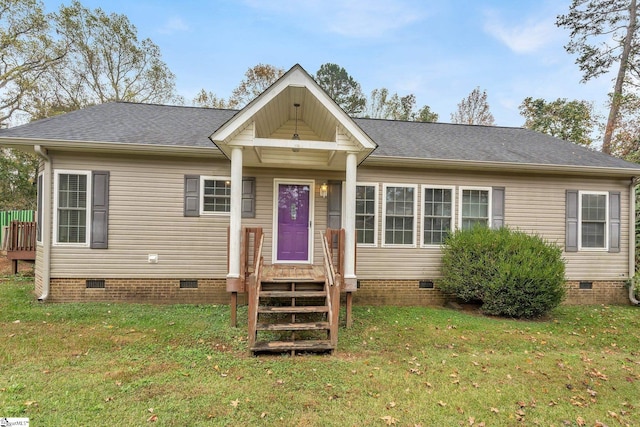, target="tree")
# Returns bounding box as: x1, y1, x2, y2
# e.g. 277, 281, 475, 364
519, 97, 597, 146
228, 64, 284, 108
415, 105, 439, 122
0, 0, 65, 125
191, 89, 229, 109
37, 0, 178, 110
610, 93, 640, 161
0, 148, 38, 210
557, 0, 639, 154
314, 63, 366, 116
365, 88, 438, 121
451, 87, 495, 126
